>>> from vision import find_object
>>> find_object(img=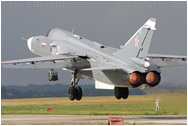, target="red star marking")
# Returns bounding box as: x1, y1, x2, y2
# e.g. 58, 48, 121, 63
42, 43, 46, 48
134, 37, 139, 47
